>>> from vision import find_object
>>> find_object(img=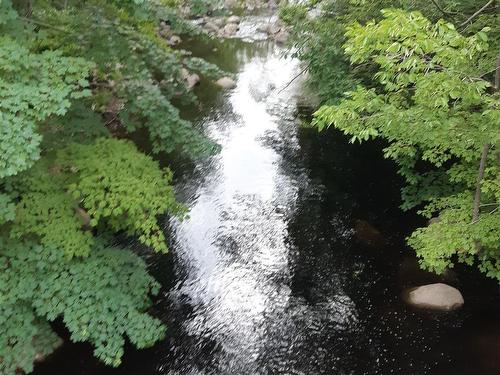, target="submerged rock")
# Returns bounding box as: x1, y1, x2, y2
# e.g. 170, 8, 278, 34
167, 35, 182, 46
216, 76, 236, 89
403, 283, 464, 311
354, 219, 385, 247
398, 256, 458, 285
